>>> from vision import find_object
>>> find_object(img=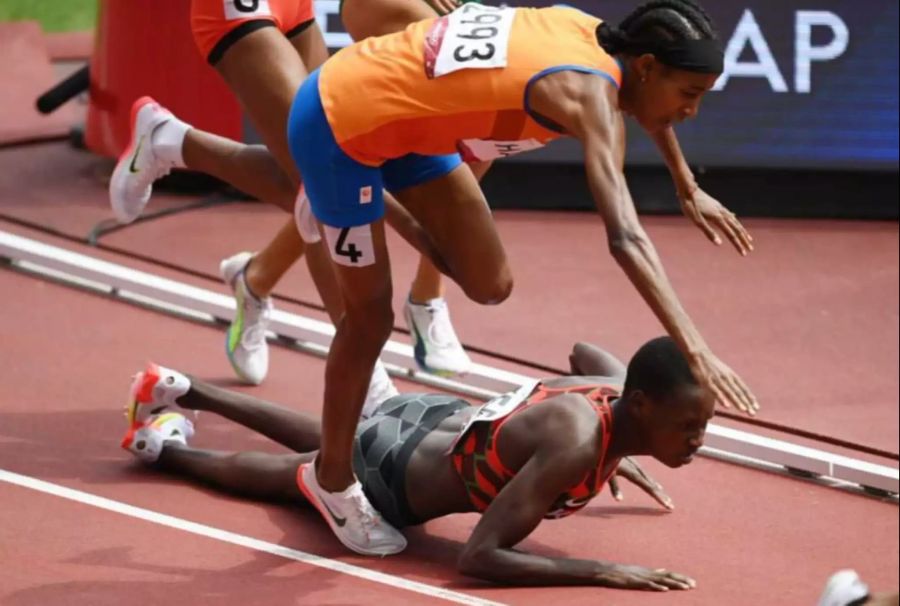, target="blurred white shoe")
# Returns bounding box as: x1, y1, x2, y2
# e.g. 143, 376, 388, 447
125, 362, 192, 427
109, 96, 184, 223
361, 359, 399, 419
220, 252, 272, 385
818, 570, 870, 606
121, 412, 194, 464
296, 462, 407, 556
404, 297, 471, 377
